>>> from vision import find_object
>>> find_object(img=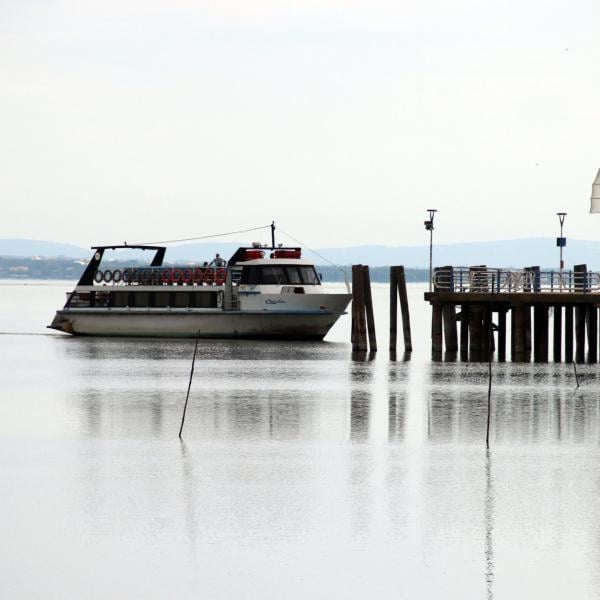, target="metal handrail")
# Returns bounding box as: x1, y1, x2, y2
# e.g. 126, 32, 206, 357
432, 267, 599, 293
